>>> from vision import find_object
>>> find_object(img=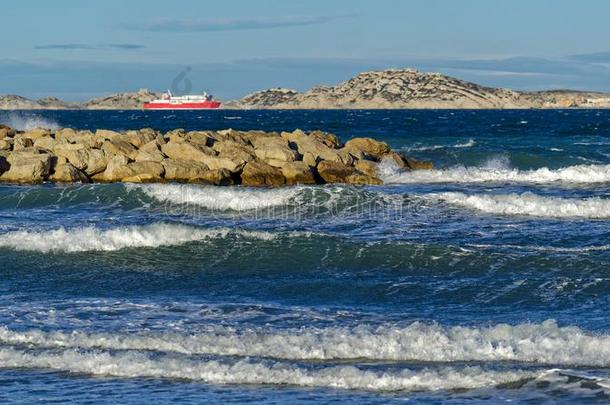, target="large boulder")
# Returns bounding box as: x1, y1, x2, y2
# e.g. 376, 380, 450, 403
354, 160, 379, 177
344, 137, 391, 160
135, 140, 165, 163
56, 129, 102, 148
184, 131, 213, 147
97, 156, 164, 182
0, 152, 52, 183
135, 149, 165, 163
21, 128, 52, 141
0, 125, 16, 139
213, 129, 253, 145
13, 137, 33, 150
309, 130, 340, 148
404, 157, 434, 170
200, 154, 244, 172
252, 136, 298, 164
381, 151, 433, 170
212, 140, 256, 165
187, 168, 235, 186
121, 161, 165, 182
162, 141, 242, 172
102, 138, 138, 159
49, 162, 89, 183
0, 139, 12, 151
52, 144, 108, 175
164, 129, 187, 143
95, 129, 123, 141
124, 128, 158, 148
33, 136, 57, 151
161, 141, 215, 161
161, 159, 210, 182
281, 161, 316, 185
281, 129, 344, 166
381, 151, 408, 170
97, 155, 131, 182
316, 160, 382, 185
240, 161, 285, 186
